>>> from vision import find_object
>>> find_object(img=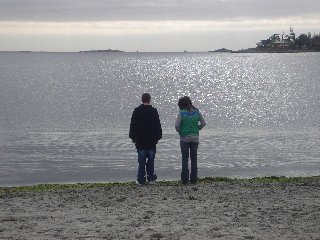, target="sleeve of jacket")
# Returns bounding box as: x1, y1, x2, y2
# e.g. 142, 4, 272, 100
175, 112, 181, 133
154, 108, 162, 141
129, 109, 137, 140
198, 111, 206, 130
